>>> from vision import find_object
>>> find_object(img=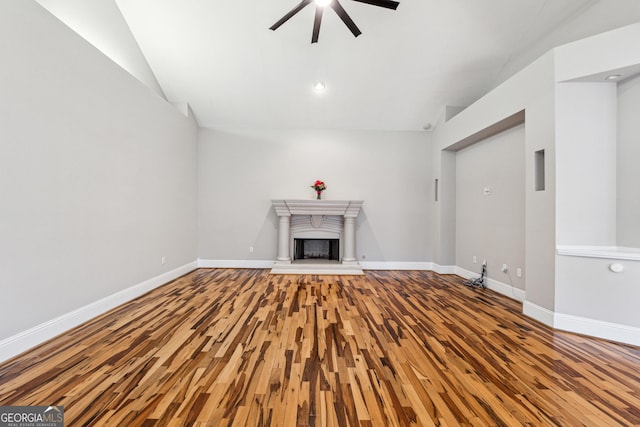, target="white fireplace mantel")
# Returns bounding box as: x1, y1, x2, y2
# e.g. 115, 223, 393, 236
271, 200, 364, 274
272, 199, 364, 217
